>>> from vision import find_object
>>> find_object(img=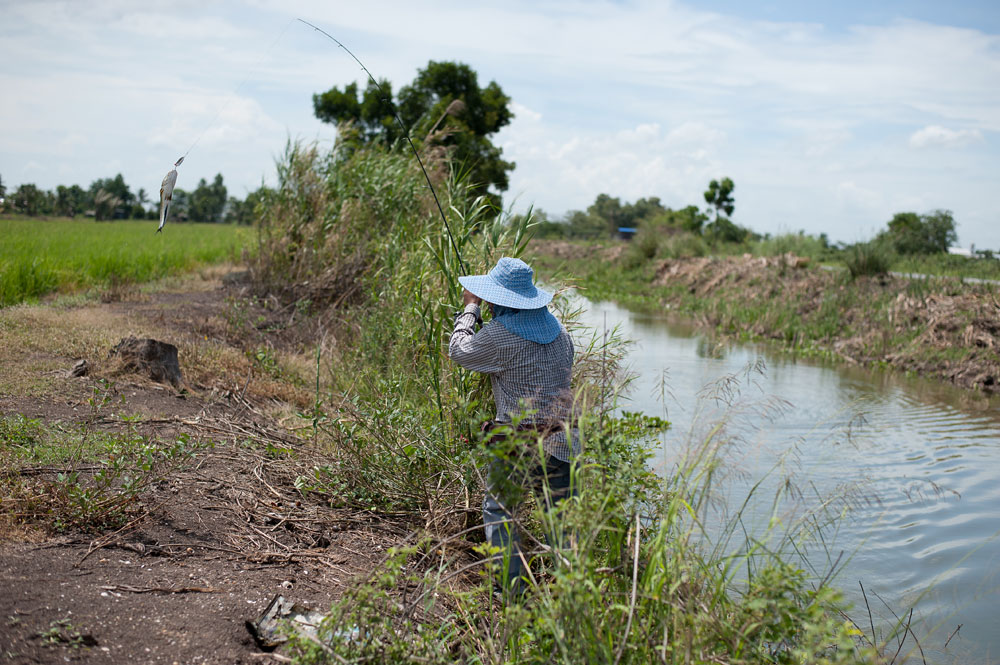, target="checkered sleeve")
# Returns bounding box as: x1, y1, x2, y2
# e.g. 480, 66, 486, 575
449, 304, 503, 373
